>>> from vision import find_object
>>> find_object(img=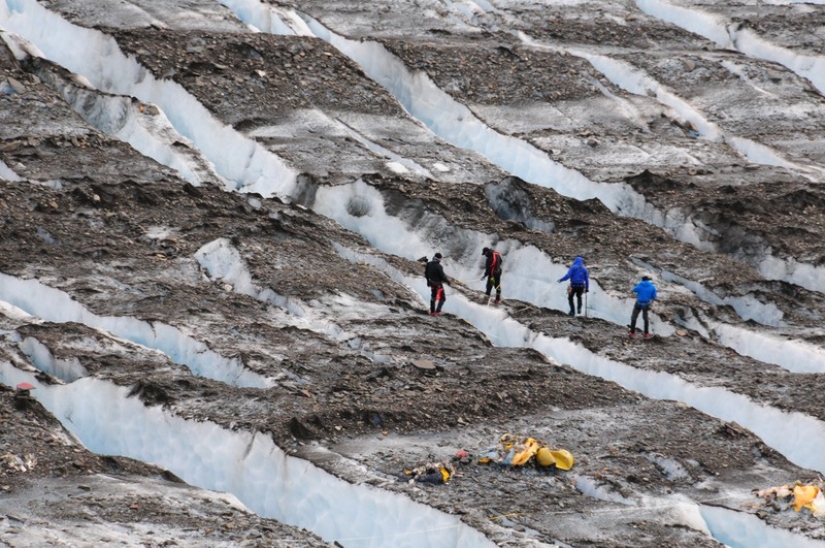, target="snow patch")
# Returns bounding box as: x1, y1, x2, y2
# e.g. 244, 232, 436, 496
0, 159, 22, 181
